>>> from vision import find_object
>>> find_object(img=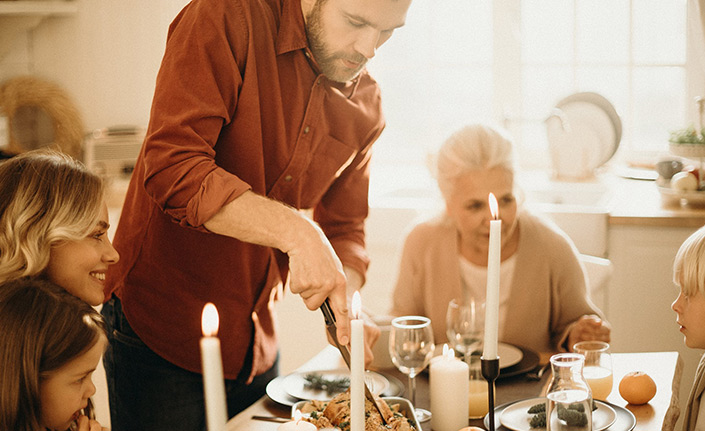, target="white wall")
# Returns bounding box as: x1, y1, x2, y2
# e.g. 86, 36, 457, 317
0, 0, 189, 130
